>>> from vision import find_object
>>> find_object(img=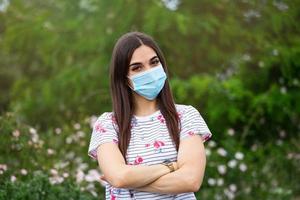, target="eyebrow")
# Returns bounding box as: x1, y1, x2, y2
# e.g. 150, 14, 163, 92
129, 56, 159, 67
